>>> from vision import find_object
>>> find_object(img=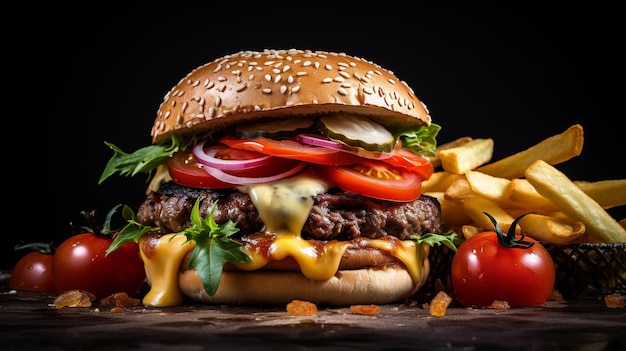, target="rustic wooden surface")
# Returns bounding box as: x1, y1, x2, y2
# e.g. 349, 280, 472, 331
1, 279, 624, 351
